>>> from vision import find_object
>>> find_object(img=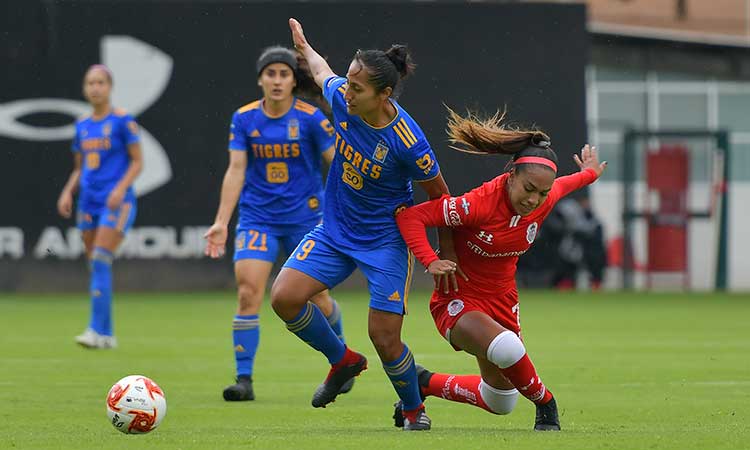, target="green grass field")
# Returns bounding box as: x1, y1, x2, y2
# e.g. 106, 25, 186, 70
1, 290, 748, 449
